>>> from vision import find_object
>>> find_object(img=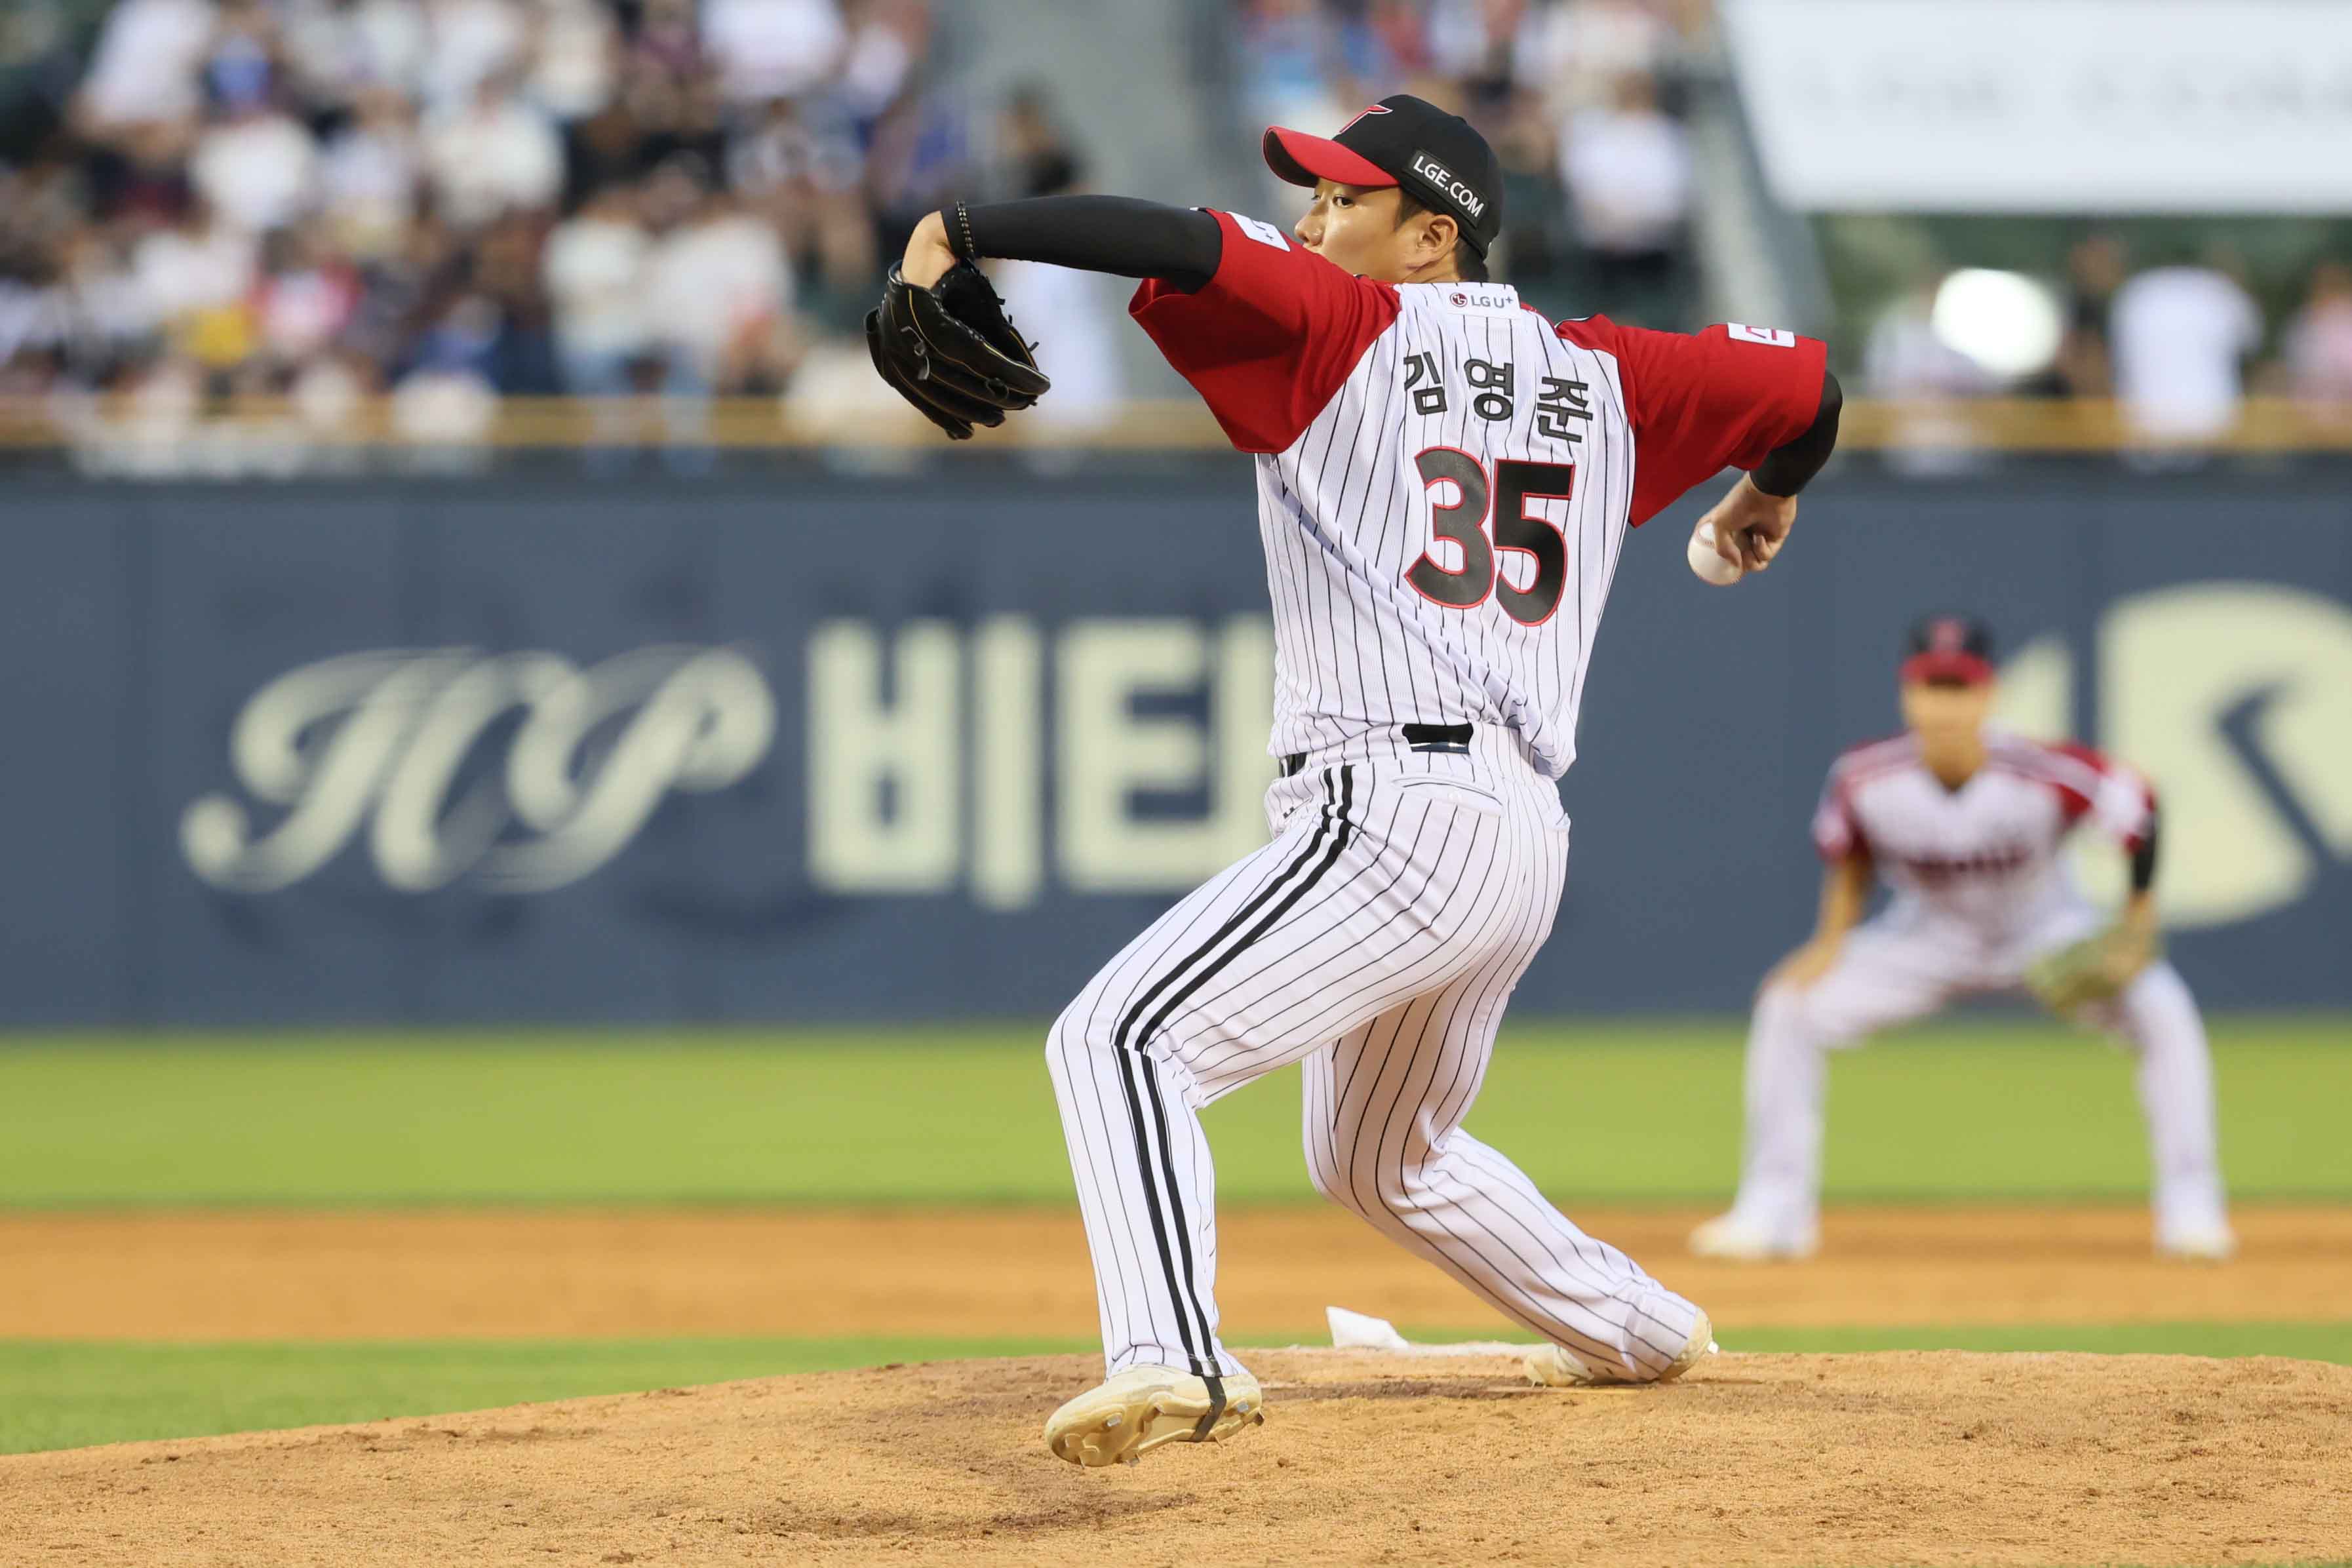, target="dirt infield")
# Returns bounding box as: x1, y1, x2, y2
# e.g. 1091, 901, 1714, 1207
7, 1348, 2349, 1567
3, 1204, 2347, 1339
